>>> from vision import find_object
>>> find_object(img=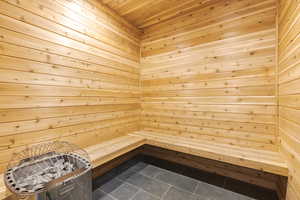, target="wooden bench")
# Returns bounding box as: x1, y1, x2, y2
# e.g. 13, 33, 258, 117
0, 135, 145, 199
130, 131, 289, 176
0, 132, 289, 199
85, 135, 146, 168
